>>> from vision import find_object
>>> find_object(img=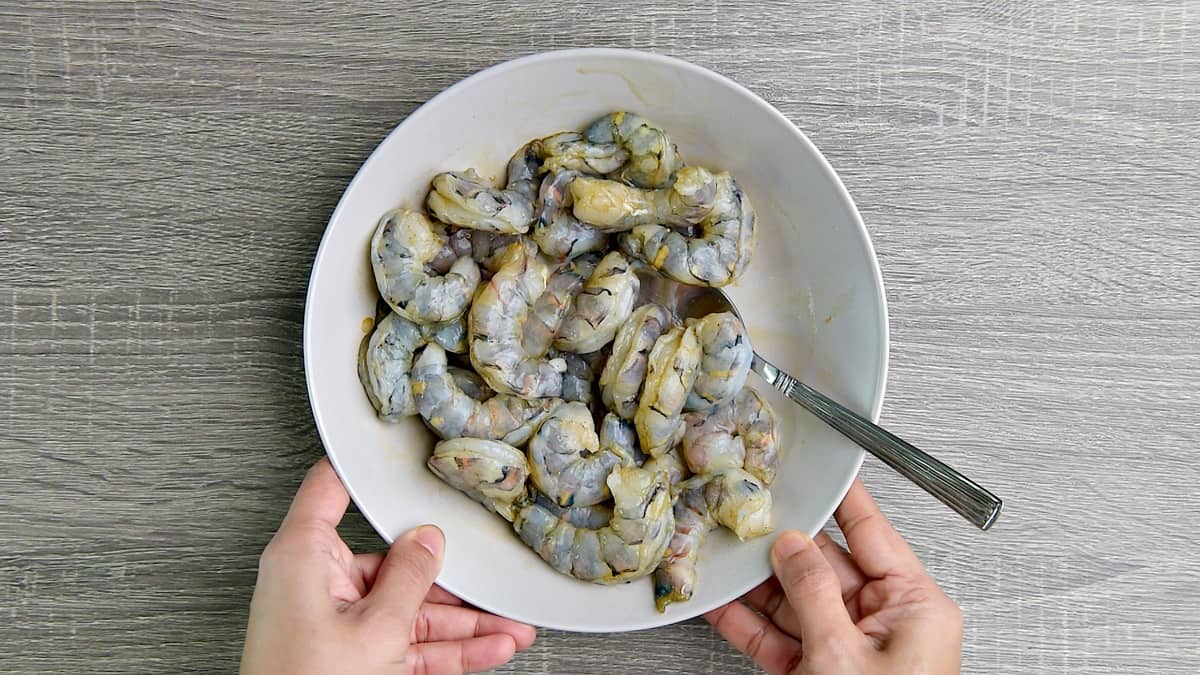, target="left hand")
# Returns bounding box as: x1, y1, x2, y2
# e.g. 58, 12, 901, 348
240, 458, 536, 674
